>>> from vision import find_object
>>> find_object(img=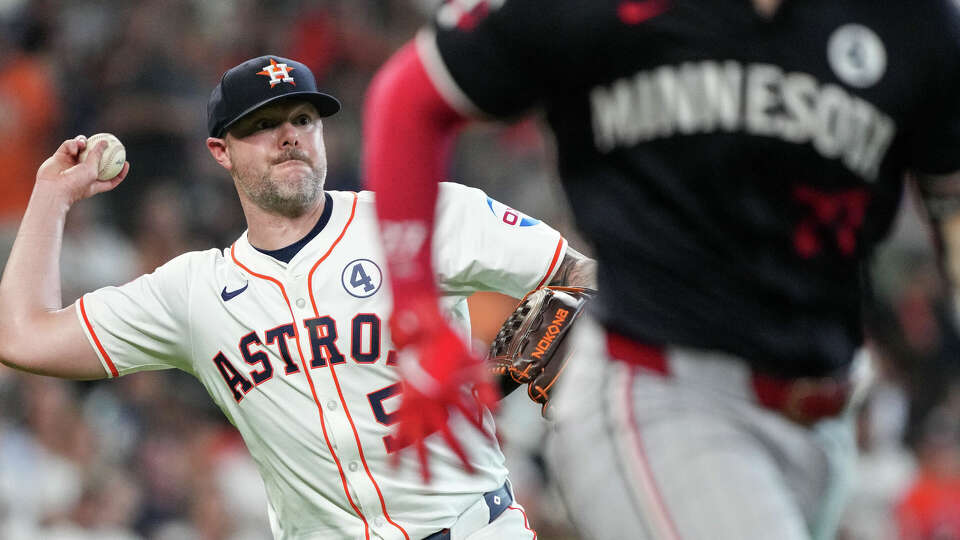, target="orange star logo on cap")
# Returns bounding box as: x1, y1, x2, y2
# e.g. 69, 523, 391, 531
256, 58, 296, 88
